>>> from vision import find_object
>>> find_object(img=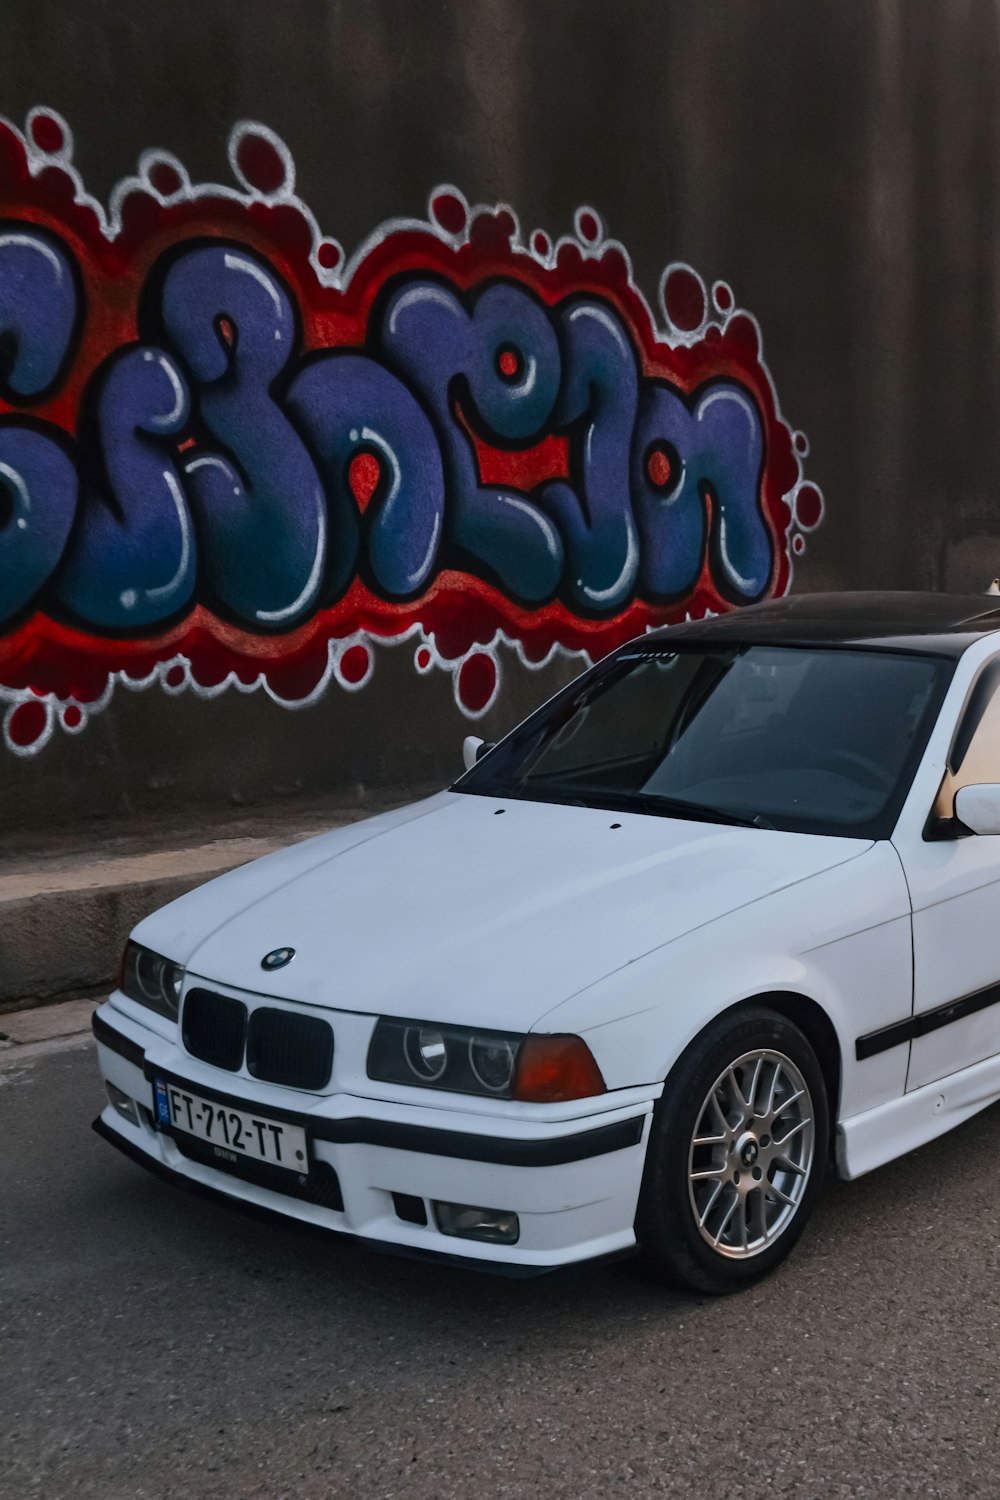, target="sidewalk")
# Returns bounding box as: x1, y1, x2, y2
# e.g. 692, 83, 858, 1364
0, 782, 437, 1013
0, 996, 100, 1047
